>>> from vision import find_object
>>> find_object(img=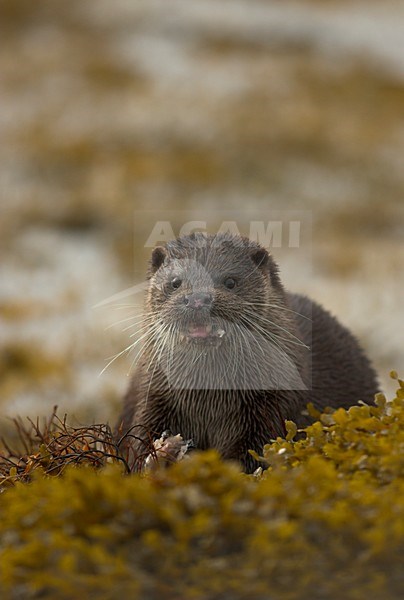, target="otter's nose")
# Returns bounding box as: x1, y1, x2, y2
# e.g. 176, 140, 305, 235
184, 292, 212, 309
